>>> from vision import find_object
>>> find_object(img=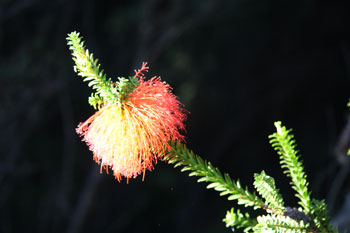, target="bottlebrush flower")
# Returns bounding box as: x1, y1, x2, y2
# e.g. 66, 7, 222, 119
76, 63, 187, 182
